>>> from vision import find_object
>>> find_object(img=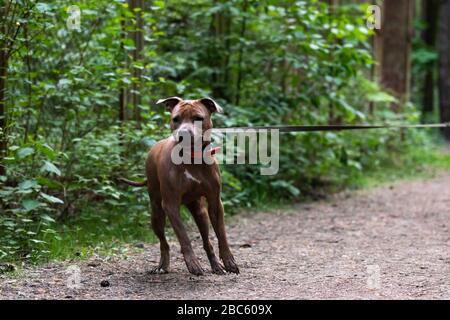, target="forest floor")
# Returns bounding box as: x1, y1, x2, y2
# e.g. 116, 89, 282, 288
1, 172, 450, 299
